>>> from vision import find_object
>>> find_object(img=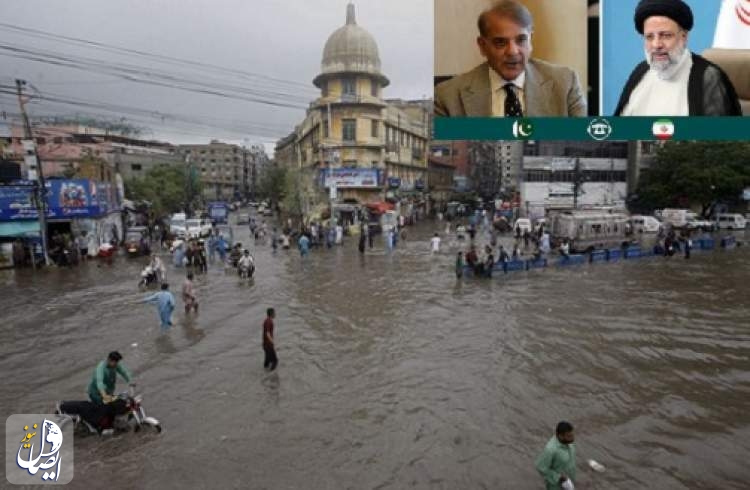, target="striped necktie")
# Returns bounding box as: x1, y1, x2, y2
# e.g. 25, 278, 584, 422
504, 83, 523, 117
